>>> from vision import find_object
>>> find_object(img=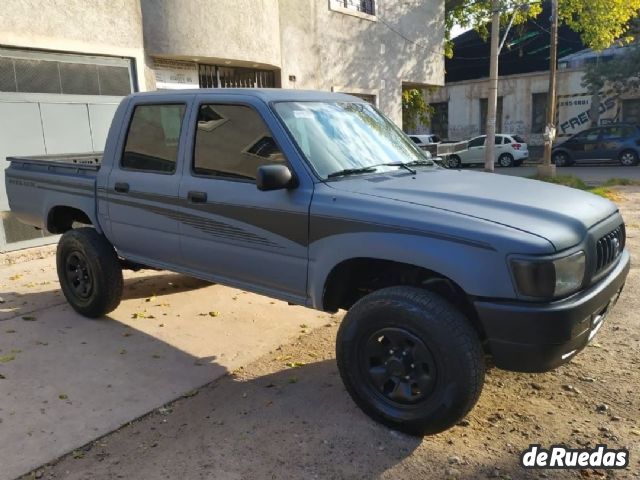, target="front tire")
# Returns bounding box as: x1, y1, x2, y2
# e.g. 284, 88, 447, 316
447, 155, 461, 169
56, 228, 123, 318
336, 286, 485, 436
552, 151, 570, 167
